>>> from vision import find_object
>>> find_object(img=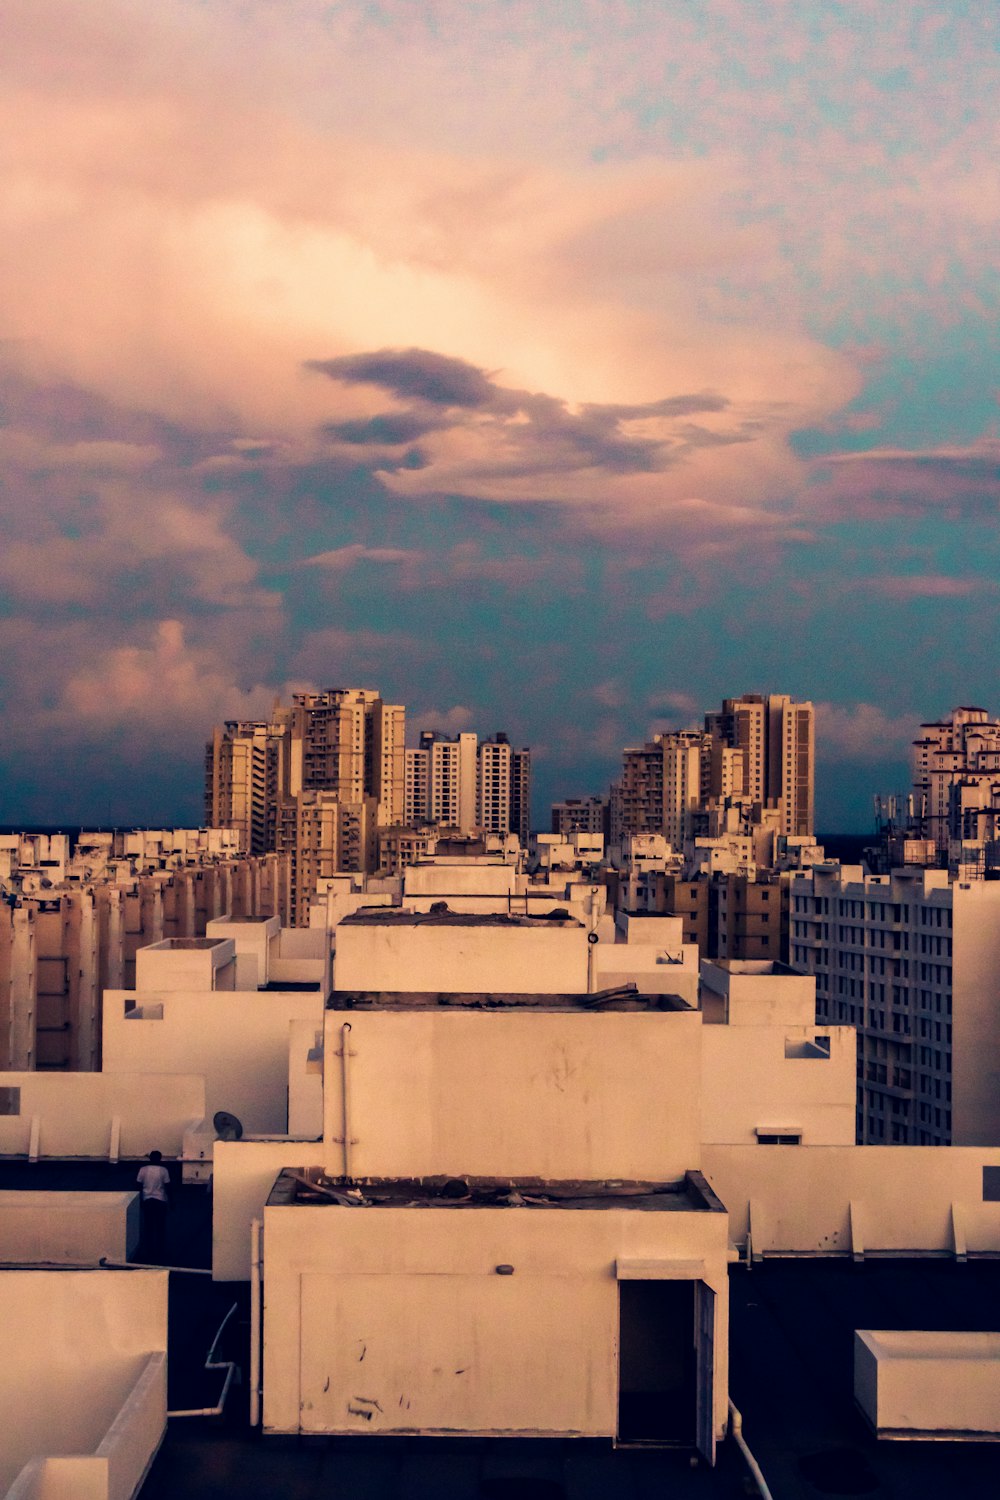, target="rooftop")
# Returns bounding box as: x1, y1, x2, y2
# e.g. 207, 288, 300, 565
3, 1163, 996, 1498
339, 908, 583, 928
142, 937, 229, 952
707, 959, 800, 977
267, 1170, 725, 1214
328, 986, 693, 1012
